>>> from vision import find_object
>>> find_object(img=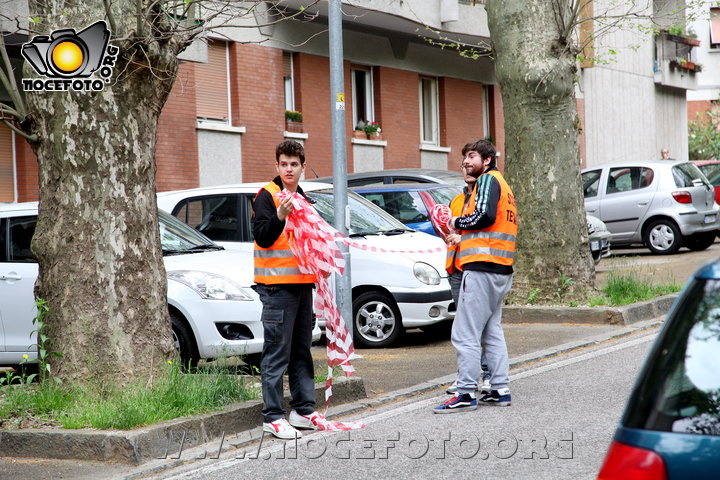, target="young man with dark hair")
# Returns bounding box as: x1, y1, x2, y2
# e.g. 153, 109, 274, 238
444, 169, 492, 396
252, 140, 323, 438
434, 139, 517, 413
